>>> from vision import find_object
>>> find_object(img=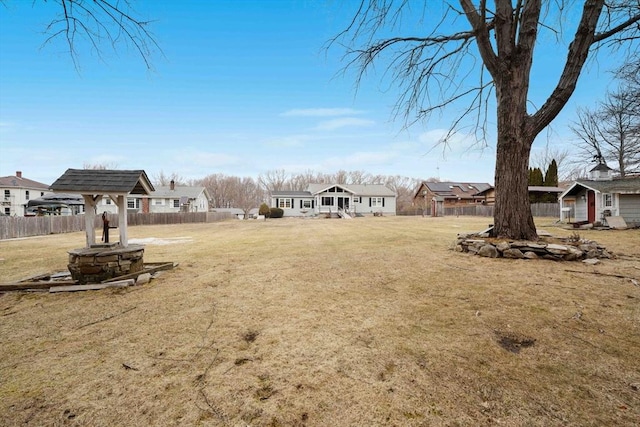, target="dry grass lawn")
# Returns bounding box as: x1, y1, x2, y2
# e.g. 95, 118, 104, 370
0, 216, 639, 426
